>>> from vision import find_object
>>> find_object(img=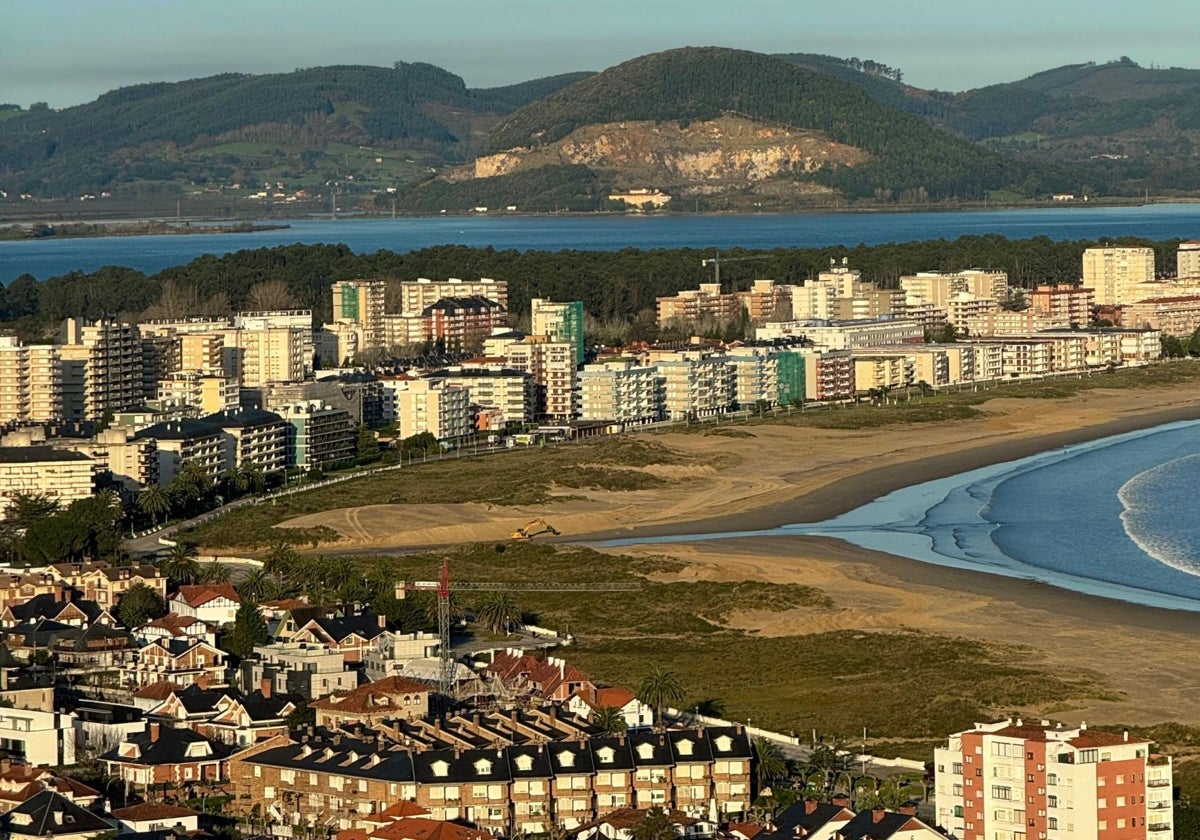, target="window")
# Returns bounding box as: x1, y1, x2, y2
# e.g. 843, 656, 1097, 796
992, 786, 1013, 800
1079, 749, 1099, 763
1117, 819, 1126, 829
953, 806, 963, 818
1047, 796, 1058, 808
1116, 775, 1125, 784
1116, 797, 1126, 807
1098, 798, 1107, 809
1048, 818, 1057, 830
